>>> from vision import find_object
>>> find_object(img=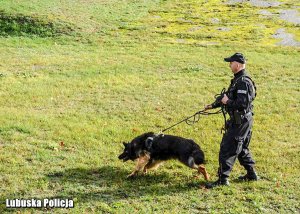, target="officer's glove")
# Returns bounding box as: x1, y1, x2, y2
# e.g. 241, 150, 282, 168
211, 94, 224, 108
204, 104, 212, 111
